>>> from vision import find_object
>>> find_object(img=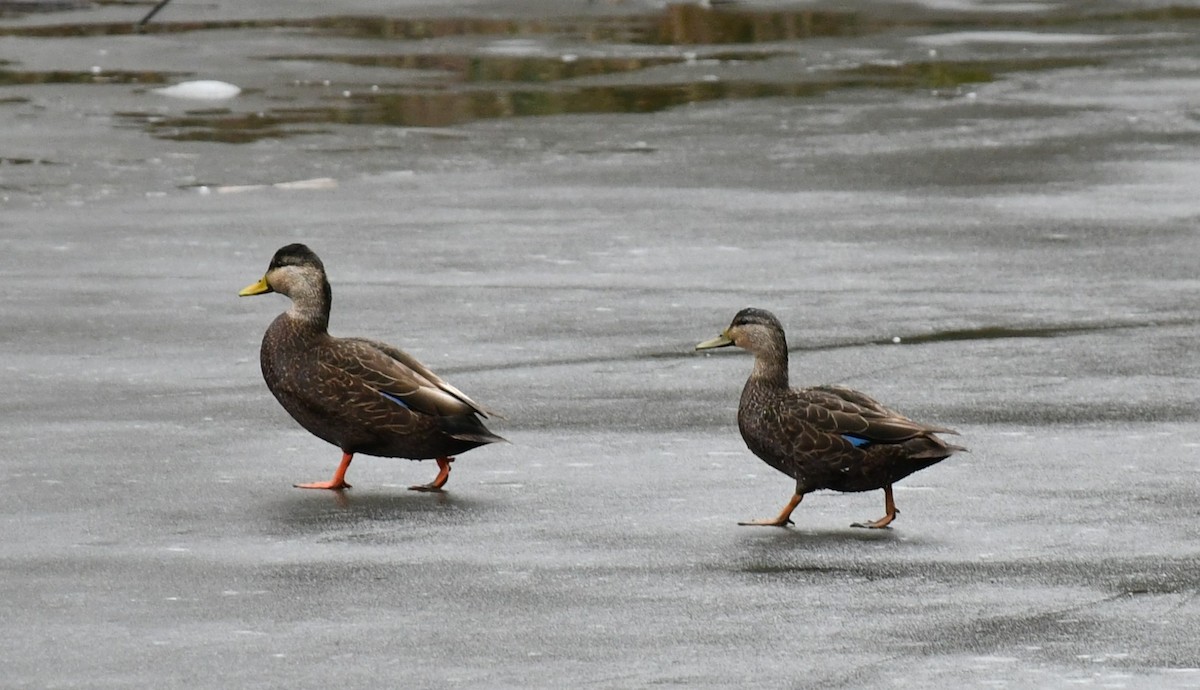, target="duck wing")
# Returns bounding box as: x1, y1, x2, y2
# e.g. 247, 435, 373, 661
327, 337, 490, 420
792, 384, 958, 443
345, 337, 502, 419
